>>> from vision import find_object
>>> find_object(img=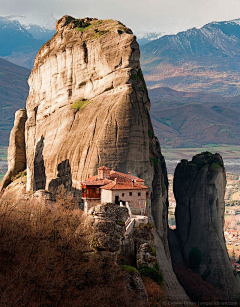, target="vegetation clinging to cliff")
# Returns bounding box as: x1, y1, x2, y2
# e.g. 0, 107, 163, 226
93, 30, 109, 39
71, 17, 132, 40
70, 99, 92, 110
139, 267, 164, 285
190, 151, 224, 170
74, 19, 103, 32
